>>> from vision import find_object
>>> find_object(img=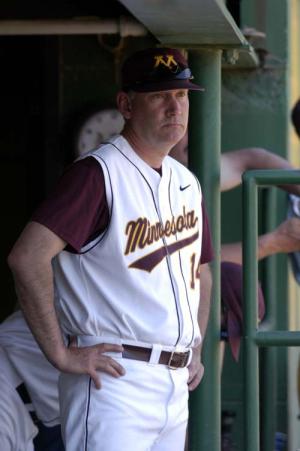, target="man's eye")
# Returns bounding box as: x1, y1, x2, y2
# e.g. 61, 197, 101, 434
152, 93, 164, 99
